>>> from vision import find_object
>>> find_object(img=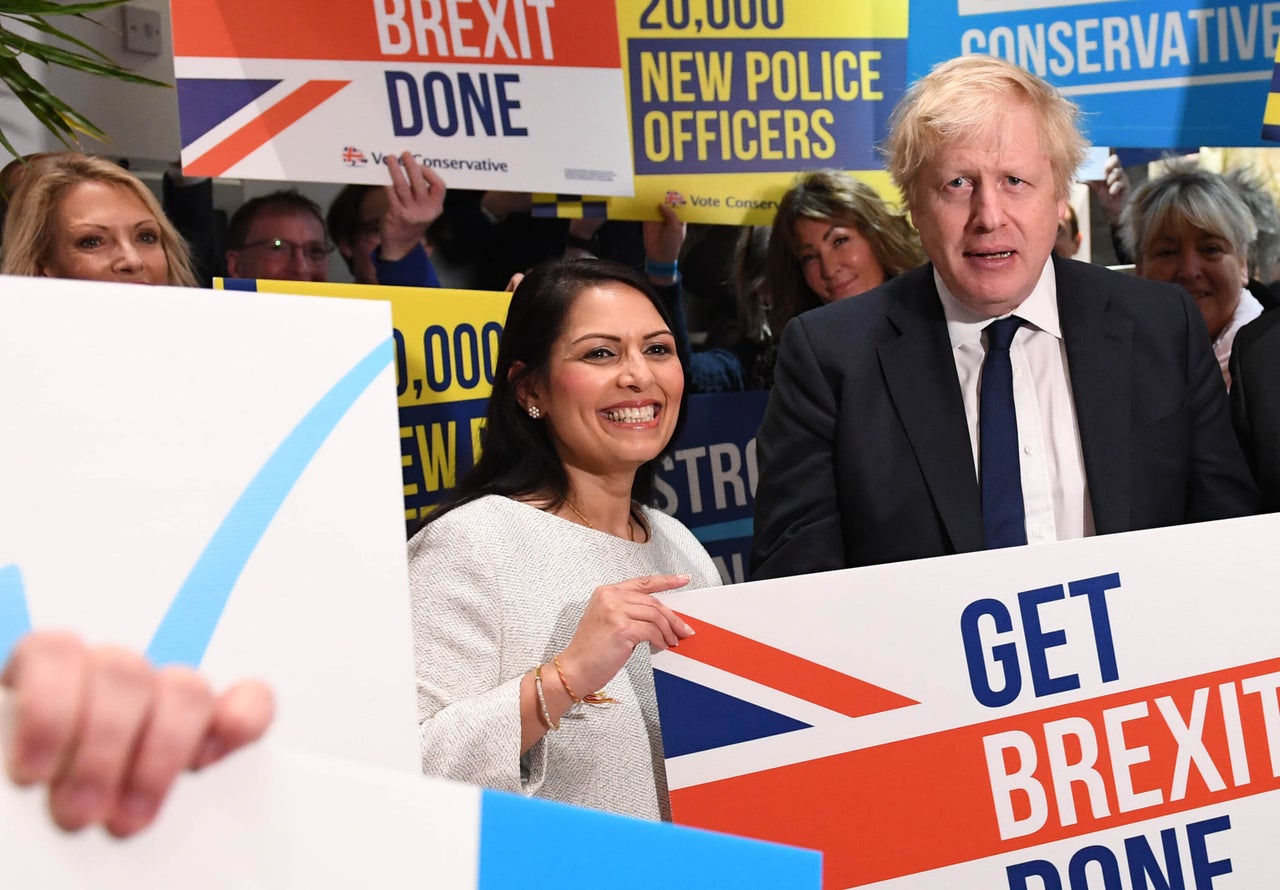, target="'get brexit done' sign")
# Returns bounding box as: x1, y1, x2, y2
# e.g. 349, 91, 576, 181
171, 0, 635, 193
655, 513, 1280, 888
